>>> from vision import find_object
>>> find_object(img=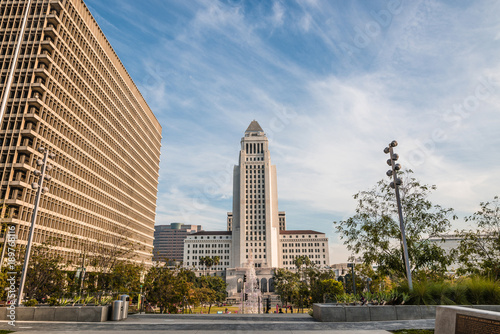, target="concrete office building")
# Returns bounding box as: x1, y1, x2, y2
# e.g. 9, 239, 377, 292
0, 0, 162, 265
184, 121, 329, 297
153, 223, 201, 262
